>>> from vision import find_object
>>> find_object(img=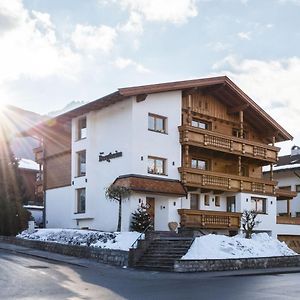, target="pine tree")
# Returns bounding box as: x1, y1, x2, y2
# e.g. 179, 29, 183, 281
130, 205, 153, 233
0, 131, 30, 236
